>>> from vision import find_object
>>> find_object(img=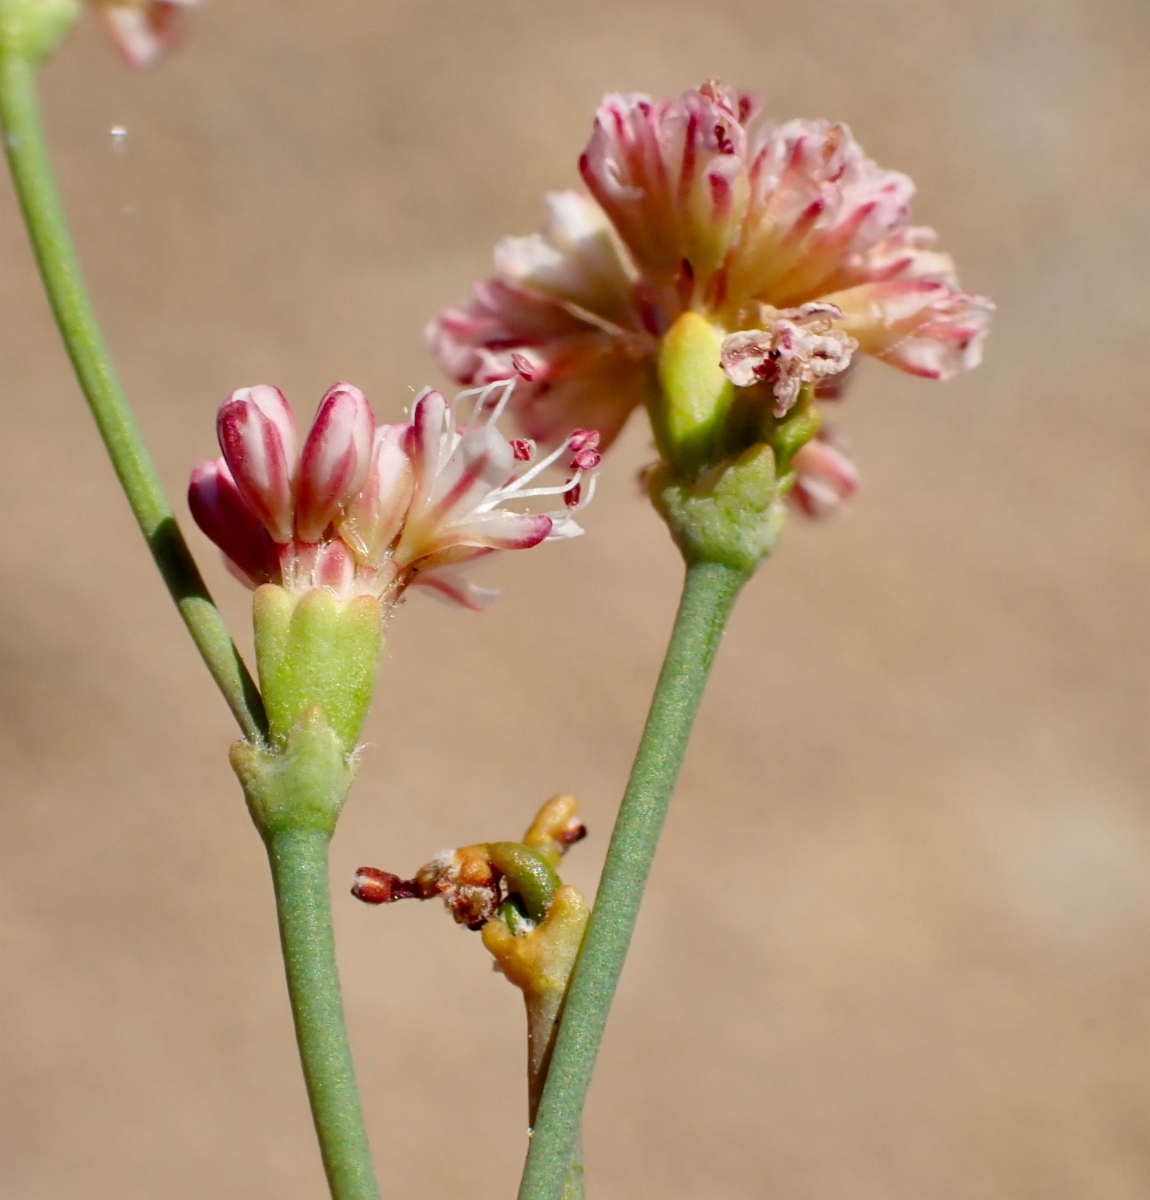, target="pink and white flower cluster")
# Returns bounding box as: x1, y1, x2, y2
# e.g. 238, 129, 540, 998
429, 81, 993, 517
189, 380, 597, 612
